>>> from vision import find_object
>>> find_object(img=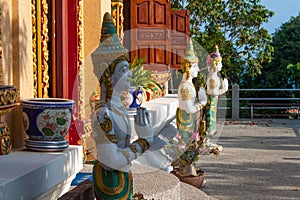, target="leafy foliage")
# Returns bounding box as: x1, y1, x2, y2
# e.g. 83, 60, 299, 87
193, 72, 206, 92
172, 0, 274, 85
249, 13, 300, 89
129, 56, 162, 100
